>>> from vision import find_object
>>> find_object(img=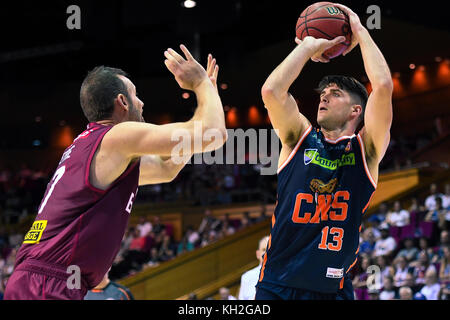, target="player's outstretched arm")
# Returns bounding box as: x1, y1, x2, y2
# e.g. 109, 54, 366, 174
336, 4, 393, 170
108, 45, 227, 158
137, 53, 222, 185
261, 36, 345, 148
